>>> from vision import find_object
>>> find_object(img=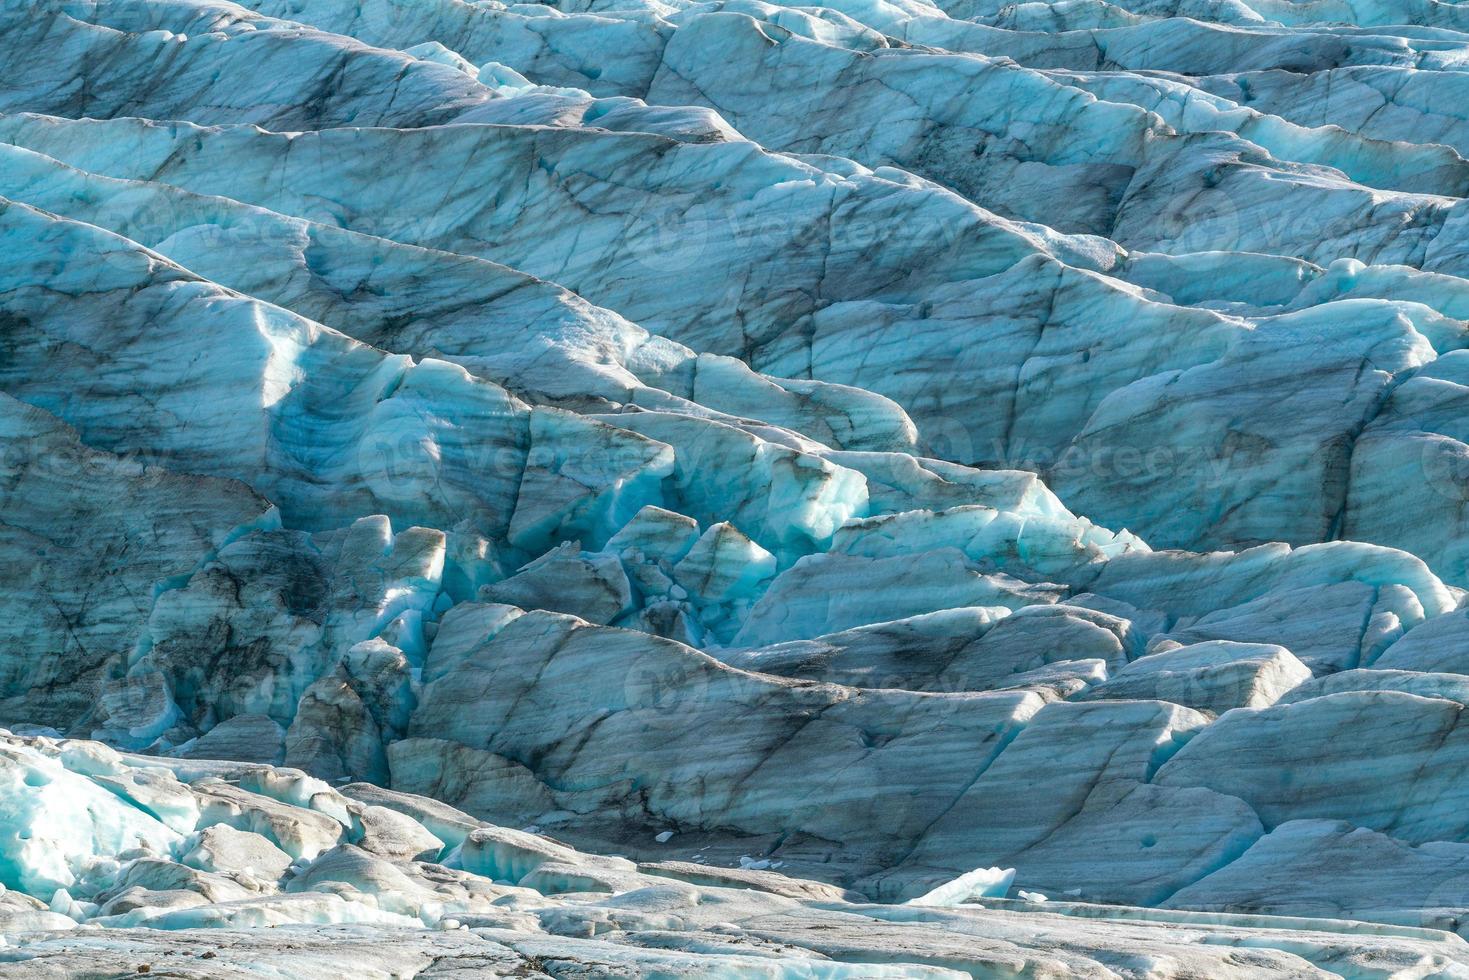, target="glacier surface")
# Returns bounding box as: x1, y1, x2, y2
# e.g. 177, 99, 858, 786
5, 0, 1469, 974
